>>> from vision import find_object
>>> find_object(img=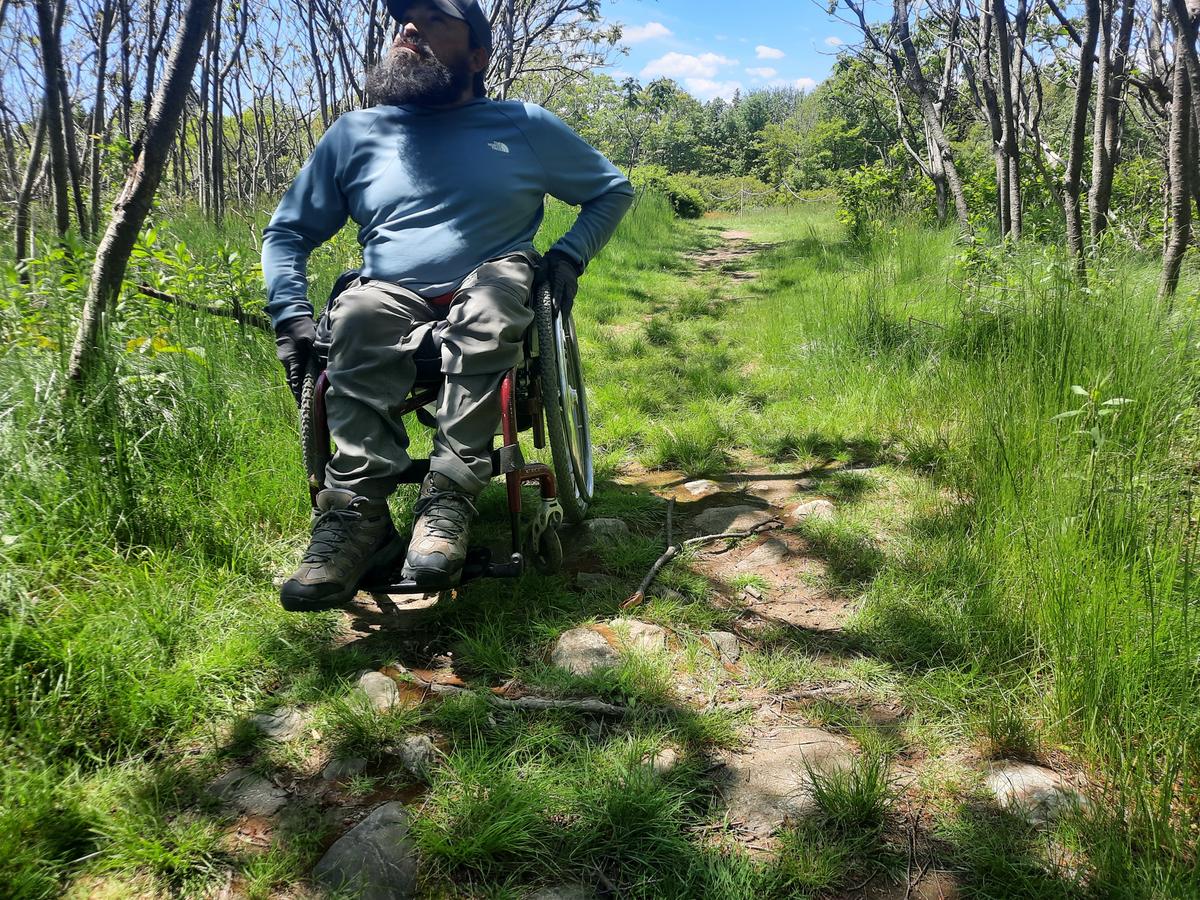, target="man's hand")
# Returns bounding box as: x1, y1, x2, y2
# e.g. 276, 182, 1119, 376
539, 249, 583, 319
274, 316, 317, 405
